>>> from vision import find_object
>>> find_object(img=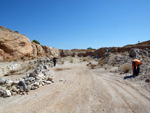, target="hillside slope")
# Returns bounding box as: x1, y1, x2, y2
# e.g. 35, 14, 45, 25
0, 26, 59, 61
